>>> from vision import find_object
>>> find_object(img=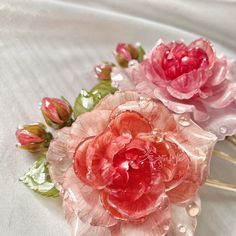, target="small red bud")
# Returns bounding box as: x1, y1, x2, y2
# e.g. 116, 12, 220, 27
41, 97, 72, 129
94, 62, 114, 80
115, 43, 139, 67
16, 123, 50, 152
